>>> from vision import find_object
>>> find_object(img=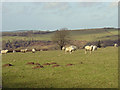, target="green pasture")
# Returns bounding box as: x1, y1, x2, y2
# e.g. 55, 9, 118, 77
2, 47, 118, 88
70, 29, 118, 41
